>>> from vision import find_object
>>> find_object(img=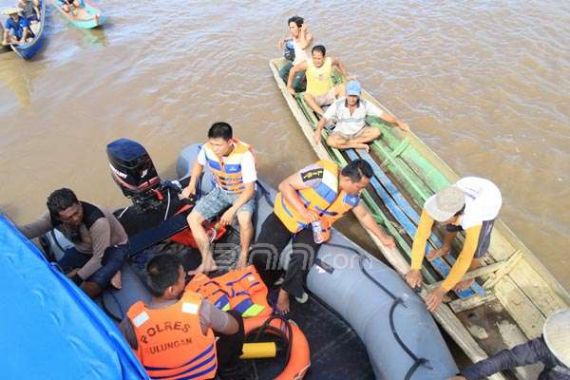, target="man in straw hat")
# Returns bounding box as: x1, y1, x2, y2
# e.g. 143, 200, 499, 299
404, 176, 502, 311
2, 7, 33, 45
449, 308, 570, 379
